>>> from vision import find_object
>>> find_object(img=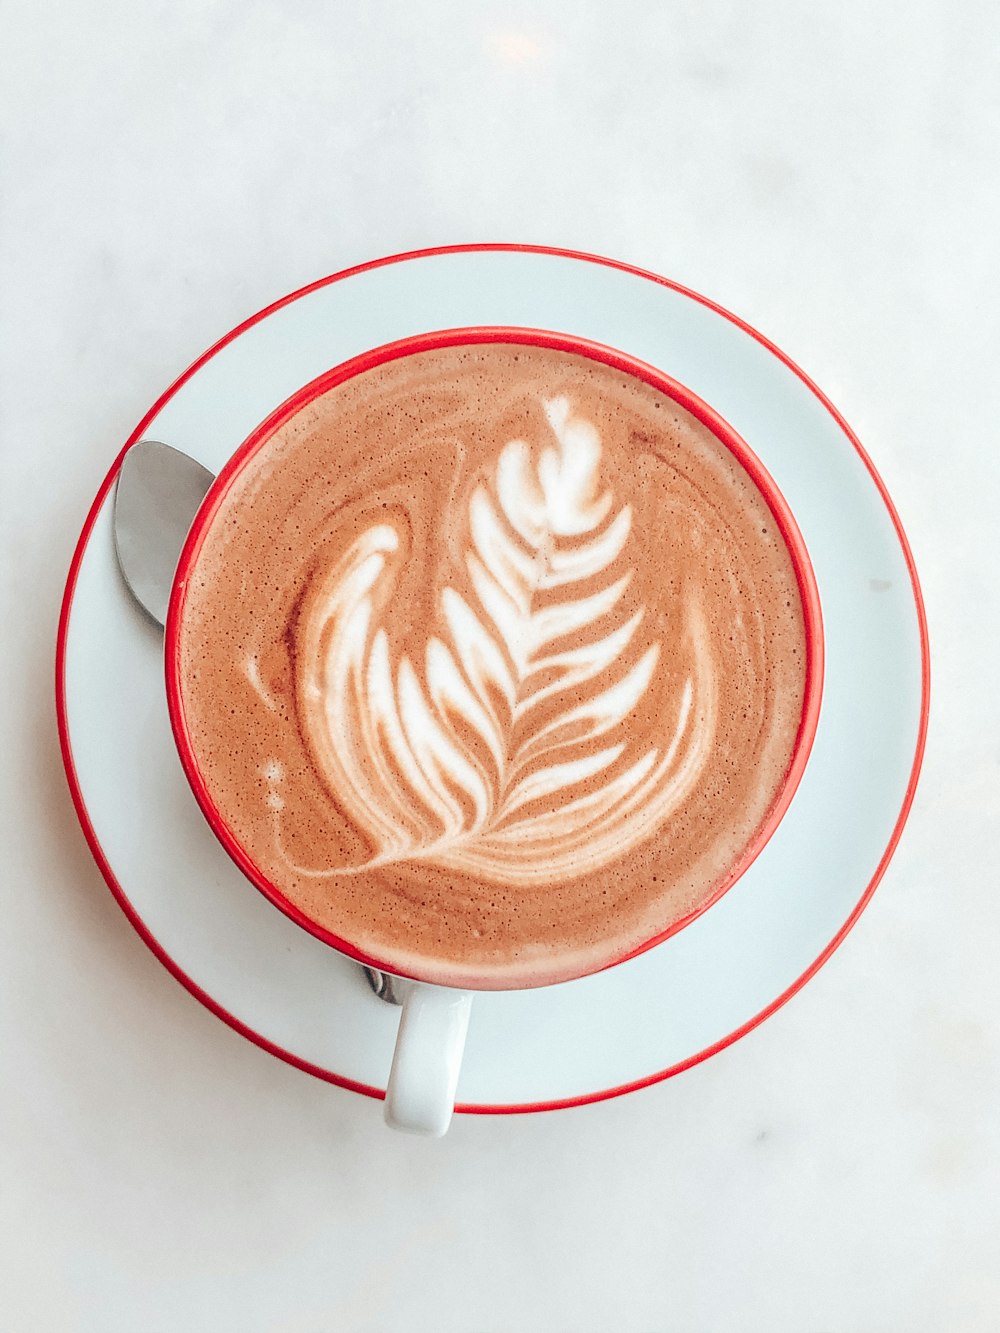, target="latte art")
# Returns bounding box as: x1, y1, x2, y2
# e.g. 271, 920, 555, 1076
297, 396, 713, 883
175, 341, 810, 989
